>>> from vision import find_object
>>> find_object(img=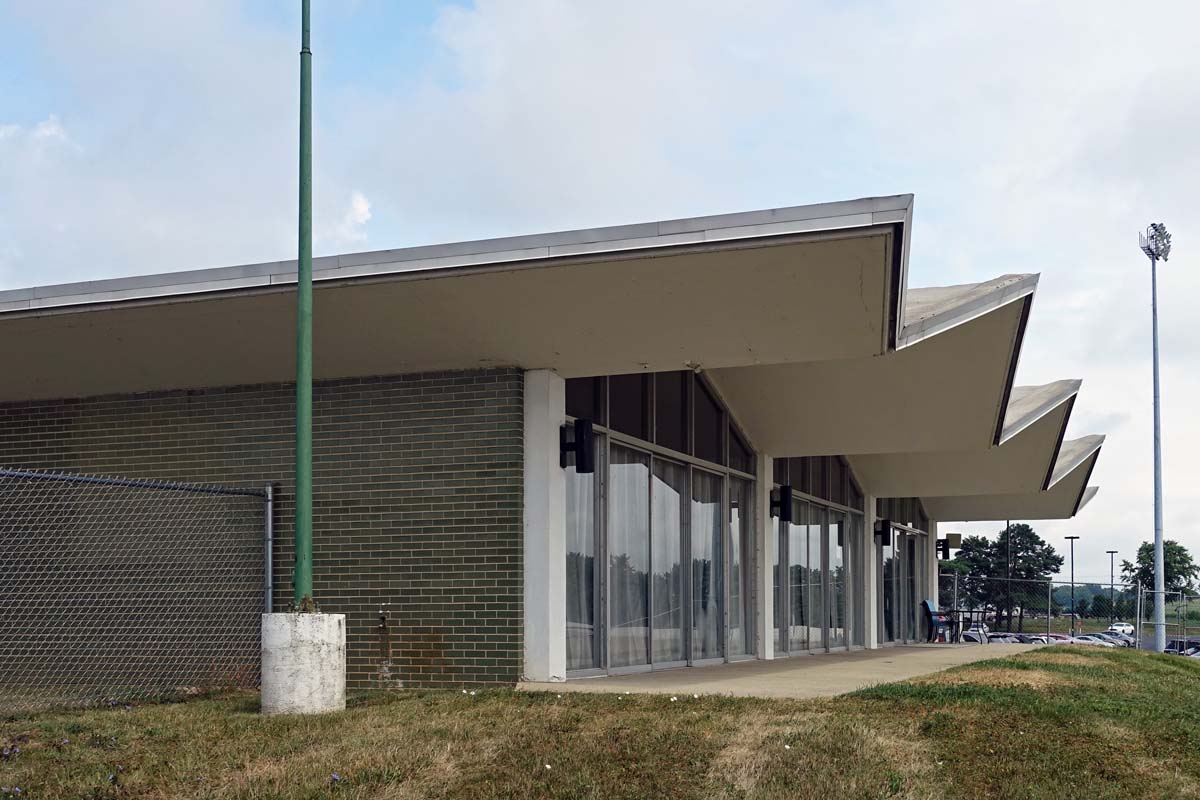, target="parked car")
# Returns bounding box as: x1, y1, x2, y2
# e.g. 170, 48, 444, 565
1092, 632, 1132, 647
1165, 639, 1200, 654
1008, 633, 1047, 644
1070, 635, 1117, 647
1108, 622, 1134, 635
1045, 633, 1072, 643
961, 629, 988, 644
